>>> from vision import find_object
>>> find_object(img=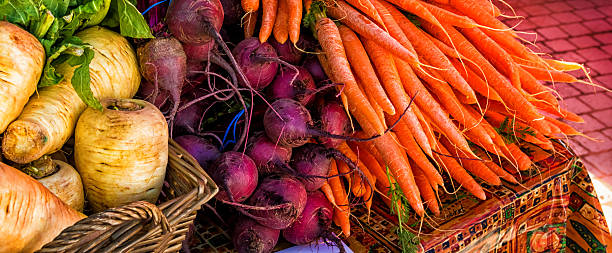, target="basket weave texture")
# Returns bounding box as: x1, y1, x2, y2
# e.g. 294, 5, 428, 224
38, 138, 218, 252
